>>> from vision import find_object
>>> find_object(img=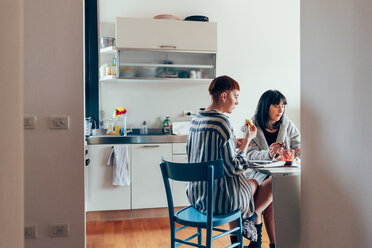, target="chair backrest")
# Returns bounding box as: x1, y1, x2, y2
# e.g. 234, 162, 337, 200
160, 159, 225, 182
160, 159, 225, 224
